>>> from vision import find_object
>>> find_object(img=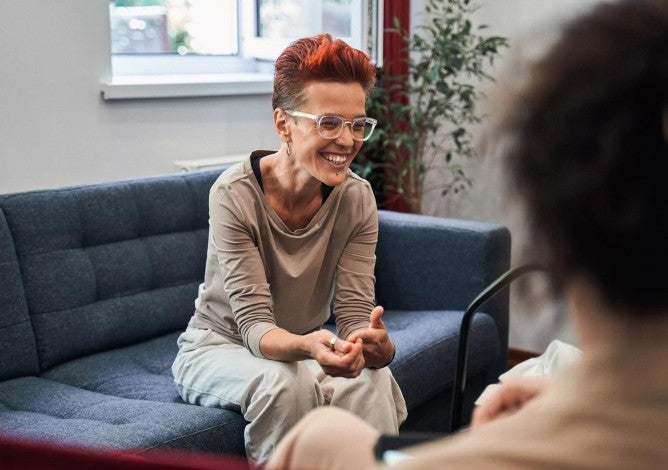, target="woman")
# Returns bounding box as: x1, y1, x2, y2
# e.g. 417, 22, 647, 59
267, 1, 668, 468
172, 34, 407, 463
